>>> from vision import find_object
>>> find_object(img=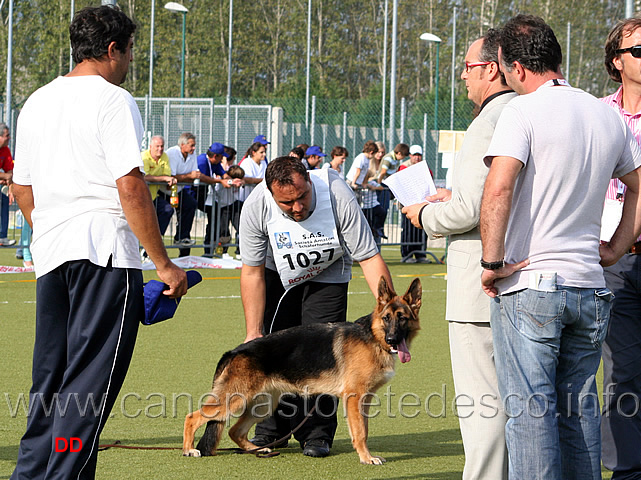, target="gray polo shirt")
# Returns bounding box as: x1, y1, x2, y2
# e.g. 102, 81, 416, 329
240, 169, 378, 283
